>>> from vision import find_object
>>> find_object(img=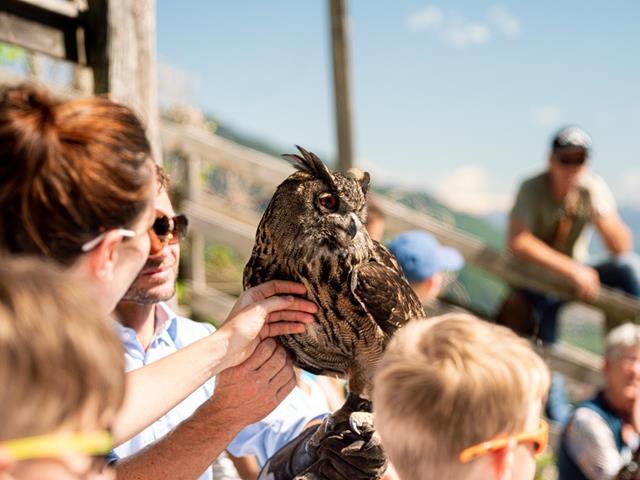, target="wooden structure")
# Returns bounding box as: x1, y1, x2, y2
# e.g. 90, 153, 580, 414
329, 0, 354, 172
0, 0, 161, 161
